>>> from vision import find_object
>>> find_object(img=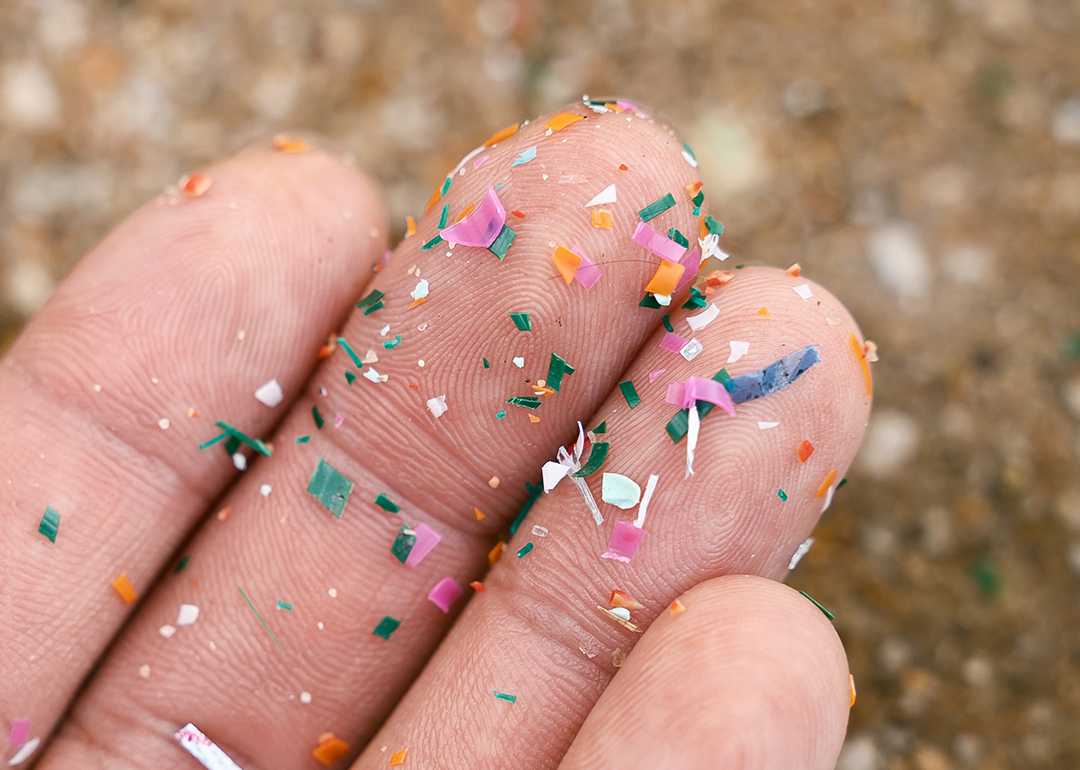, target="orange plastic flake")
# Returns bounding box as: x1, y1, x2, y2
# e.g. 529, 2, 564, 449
312, 735, 351, 767
756, 307, 771, 318
704, 270, 734, 288
470, 581, 485, 592
849, 674, 857, 707
610, 590, 645, 610
618, 164, 628, 171
455, 203, 474, 223
272, 135, 309, 153
591, 209, 613, 229
849, 332, 872, 396
217, 506, 232, 521
488, 541, 505, 566
474, 507, 486, 520
318, 336, 337, 359
797, 440, 815, 463
180, 173, 211, 196
645, 260, 685, 296
510, 210, 526, 219
545, 113, 585, 131
552, 245, 583, 283
700, 217, 708, 240
686, 181, 703, 198
786, 262, 801, 277
406, 215, 416, 237
408, 383, 419, 389
409, 297, 426, 309
424, 187, 442, 214
483, 122, 519, 147
488, 476, 500, 489
528, 415, 540, 423
817, 469, 837, 499
186, 408, 198, 418
390, 749, 408, 765
112, 573, 137, 604
669, 599, 686, 615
